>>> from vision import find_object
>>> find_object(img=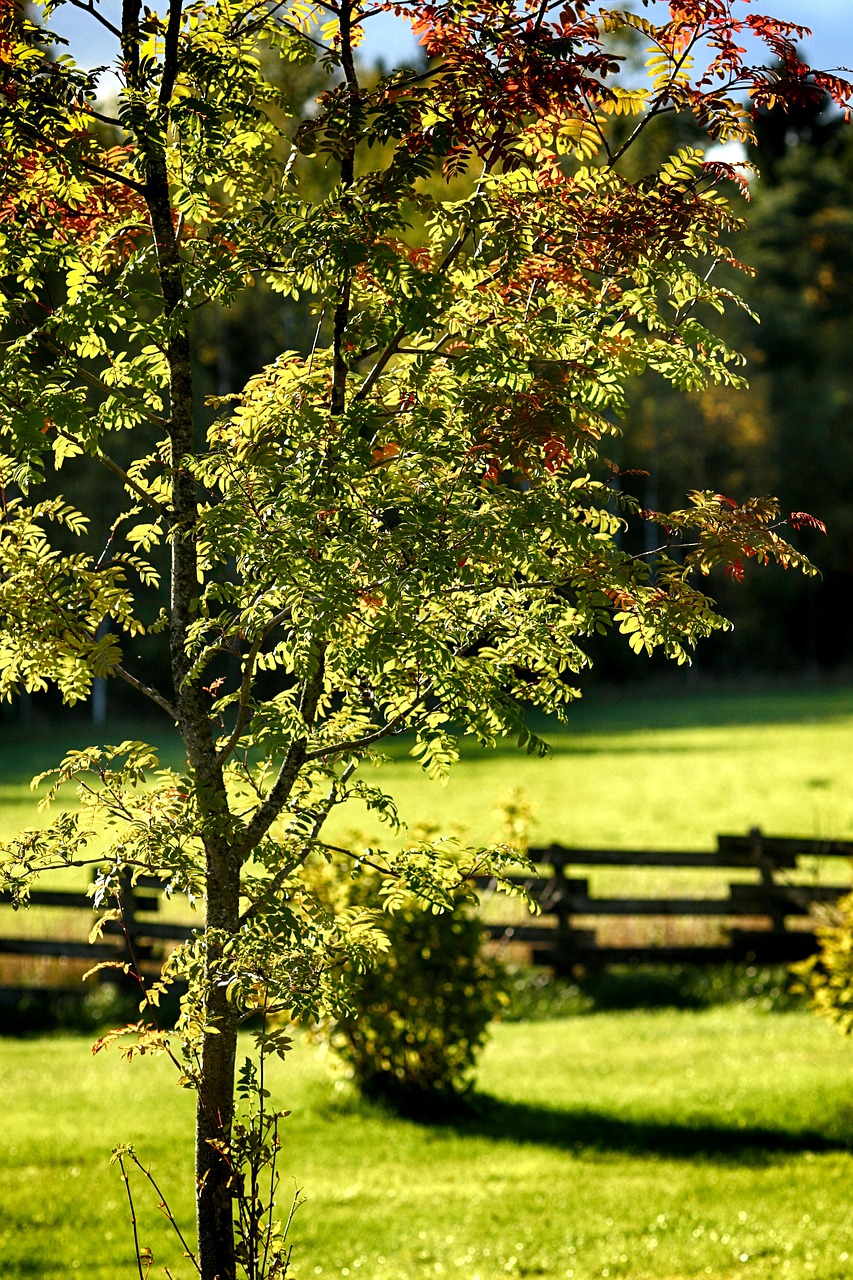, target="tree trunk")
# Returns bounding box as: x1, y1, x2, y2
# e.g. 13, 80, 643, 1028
142, 129, 242, 1280
195, 840, 241, 1280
